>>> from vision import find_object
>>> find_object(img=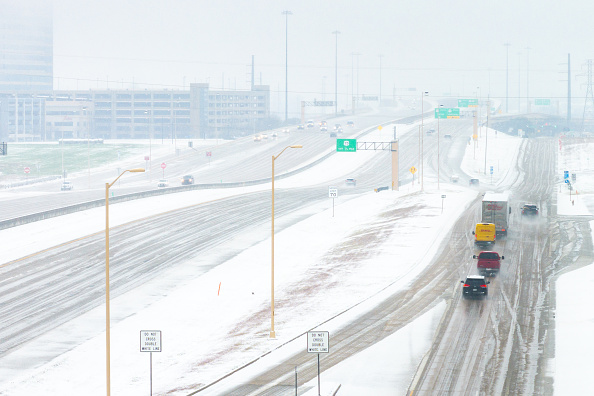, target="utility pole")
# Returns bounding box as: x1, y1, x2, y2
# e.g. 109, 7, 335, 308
559, 54, 572, 130
504, 43, 511, 113
579, 59, 594, 131
332, 31, 340, 116
378, 54, 383, 106
282, 10, 292, 122
525, 46, 531, 113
